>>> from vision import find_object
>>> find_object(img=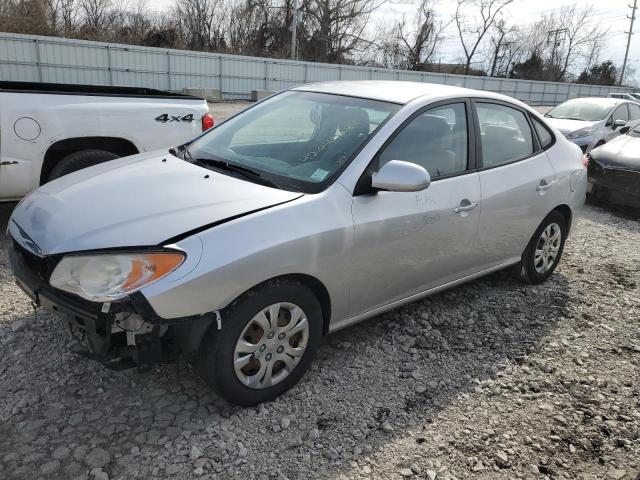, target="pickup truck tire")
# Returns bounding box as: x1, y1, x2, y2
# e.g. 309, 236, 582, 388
48, 149, 120, 181
197, 280, 322, 406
